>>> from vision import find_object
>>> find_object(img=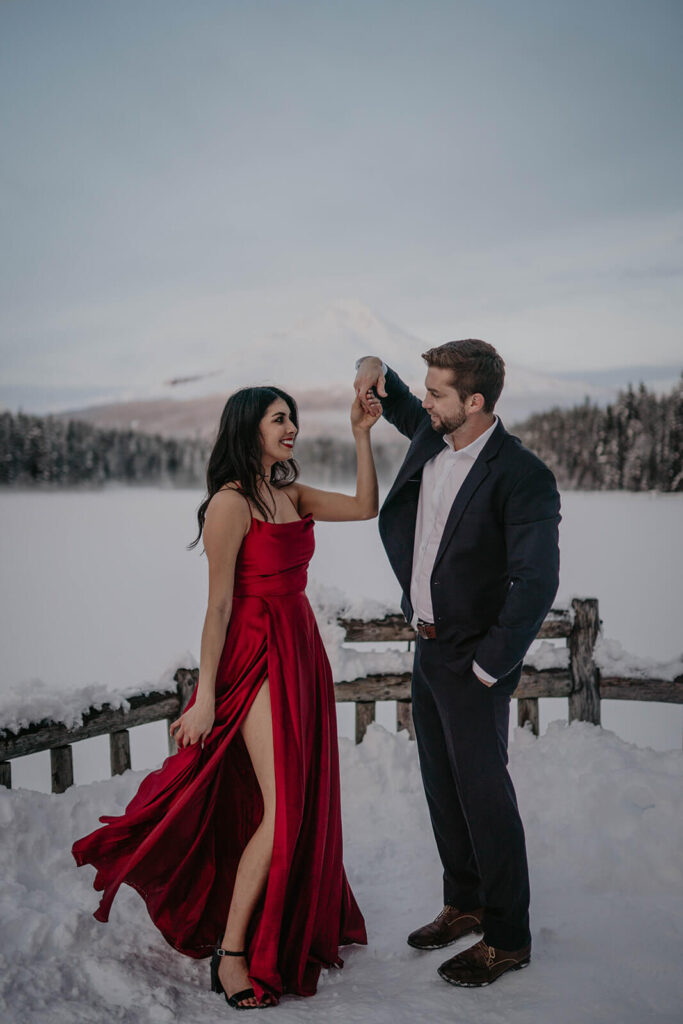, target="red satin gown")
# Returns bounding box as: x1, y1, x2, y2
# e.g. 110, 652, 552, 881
72, 513, 367, 1002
